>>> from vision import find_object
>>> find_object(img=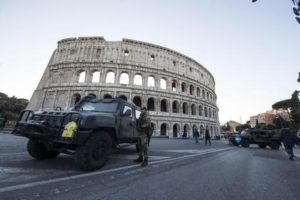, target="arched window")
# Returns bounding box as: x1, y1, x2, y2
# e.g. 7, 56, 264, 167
202, 90, 205, 99
71, 93, 81, 106
197, 87, 200, 97
134, 74, 142, 86
120, 72, 129, 84
160, 78, 167, 90
147, 76, 155, 87
118, 95, 127, 101
160, 123, 167, 136
207, 92, 209, 100
78, 71, 86, 83
172, 80, 178, 92
103, 94, 112, 99
181, 82, 186, 92
209, 107, 212, 118
172, 101, 179, 113
105, 71, 115, 83
190, 85, 194, 95
133, 96, 142, 107
183, 102, 188, 114
191, 104, 196, 115
199, 105, 203, 116
173, 124, 180, 138
160, 99, 167, 112
88, 93, 96, 98
147, 98, 155, 111
92, 71, 100, 83
204, 107, 208, 117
